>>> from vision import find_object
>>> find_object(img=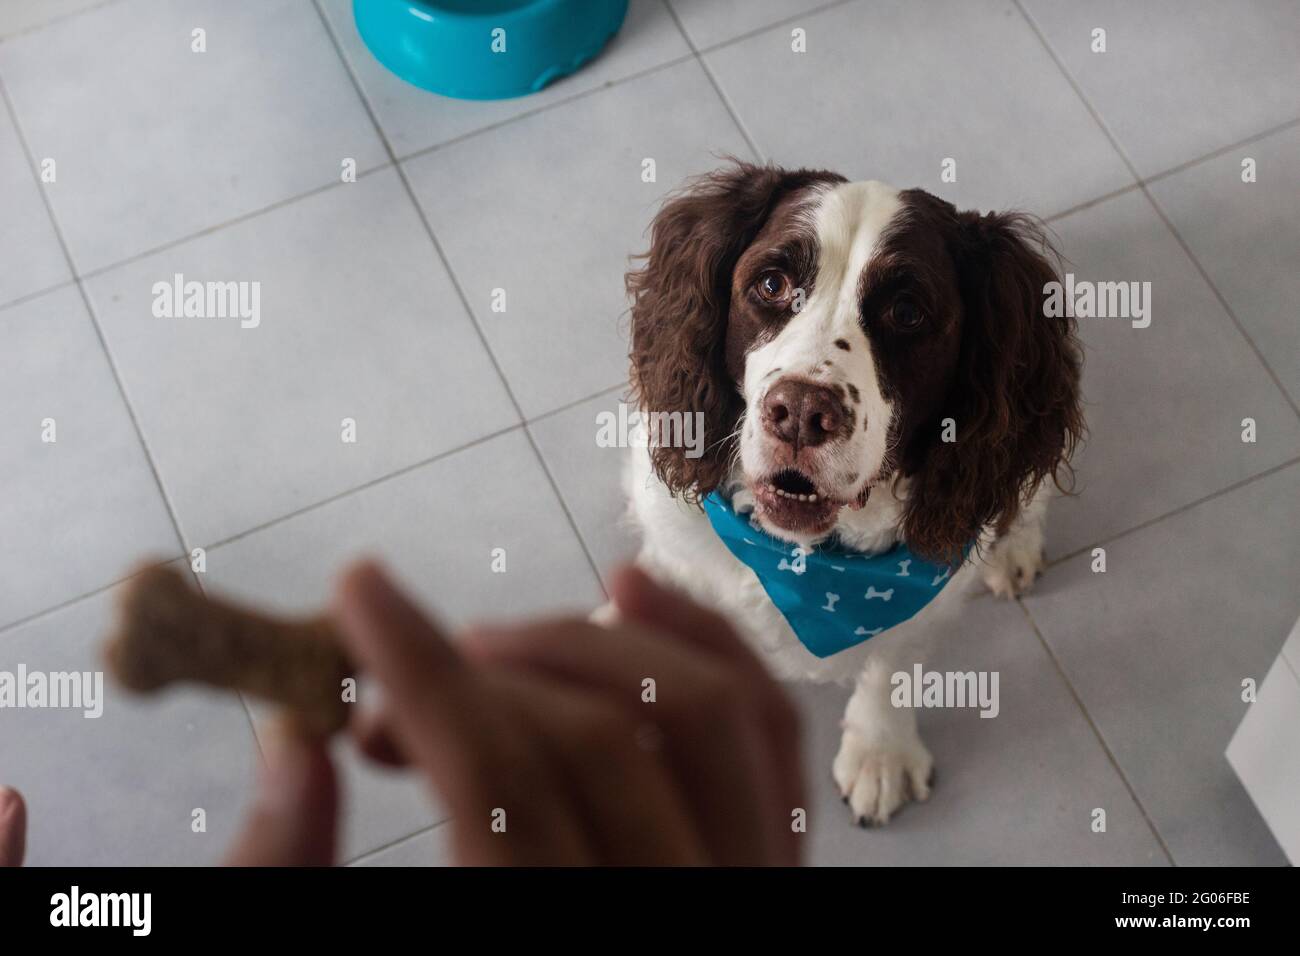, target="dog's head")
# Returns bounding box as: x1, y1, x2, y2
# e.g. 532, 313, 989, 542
627, 161, 1083, 562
